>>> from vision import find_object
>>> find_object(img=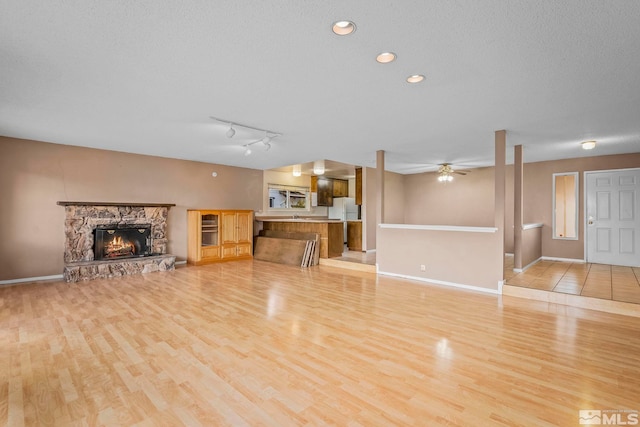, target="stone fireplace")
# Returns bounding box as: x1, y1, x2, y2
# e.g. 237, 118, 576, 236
58, 202, 176, 282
